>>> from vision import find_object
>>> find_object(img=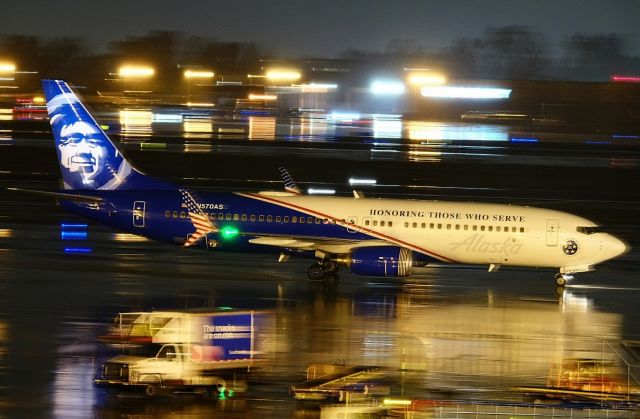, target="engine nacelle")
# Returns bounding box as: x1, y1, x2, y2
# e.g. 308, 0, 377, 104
345, 246, 414, 277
